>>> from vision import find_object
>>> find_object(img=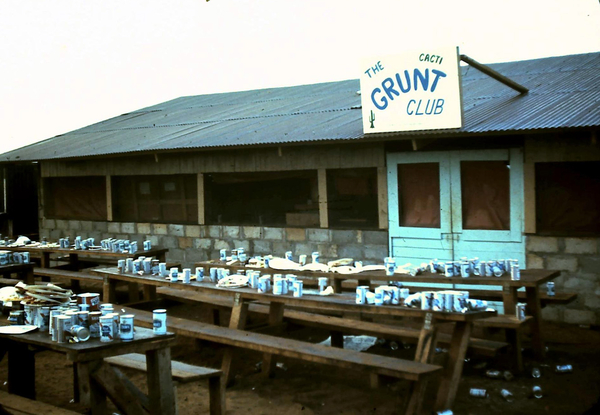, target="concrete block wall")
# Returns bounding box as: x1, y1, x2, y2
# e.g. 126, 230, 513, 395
39, 219, 389, 269
527, 235, 600, 325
